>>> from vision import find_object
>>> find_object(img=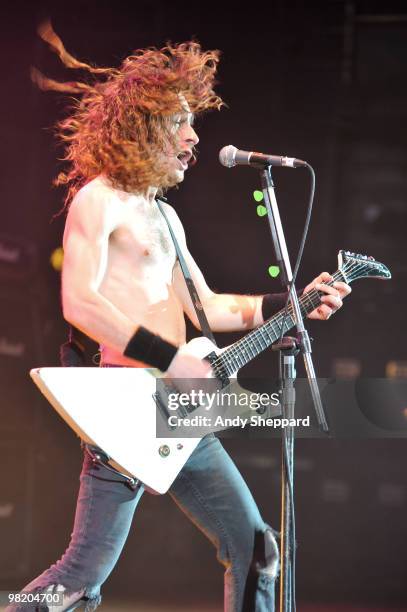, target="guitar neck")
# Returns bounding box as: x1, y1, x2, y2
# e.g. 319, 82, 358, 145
214, 269, 346, 378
